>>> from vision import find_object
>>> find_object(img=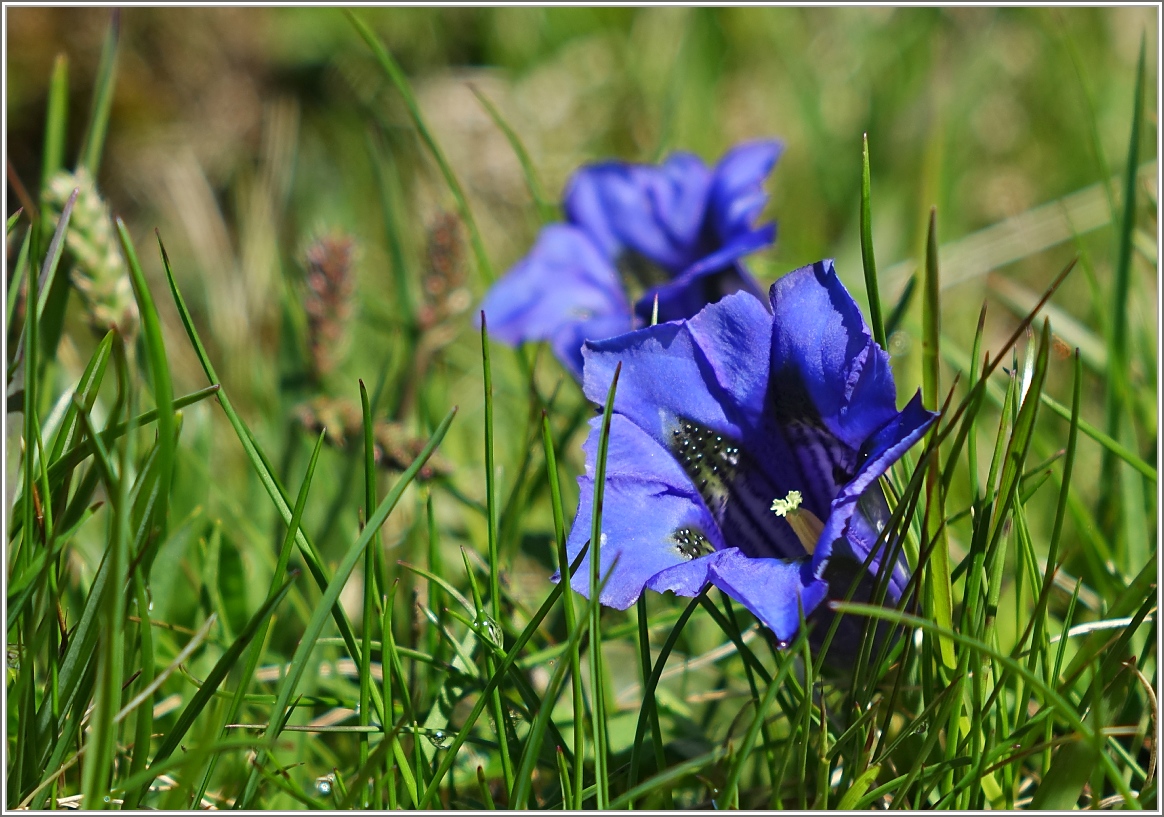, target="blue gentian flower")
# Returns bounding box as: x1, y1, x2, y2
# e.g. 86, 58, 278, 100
479, 140, 782, 378
560, 259, 937, 646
